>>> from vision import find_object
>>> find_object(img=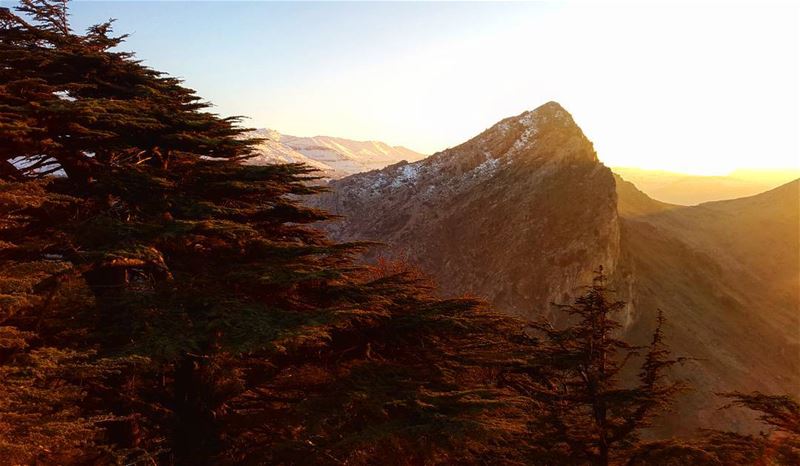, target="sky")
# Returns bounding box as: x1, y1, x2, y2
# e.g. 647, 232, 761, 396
8, 0, 799, 175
